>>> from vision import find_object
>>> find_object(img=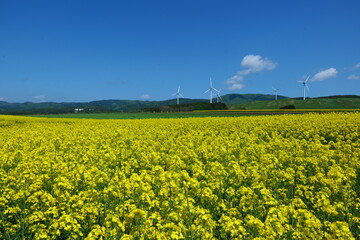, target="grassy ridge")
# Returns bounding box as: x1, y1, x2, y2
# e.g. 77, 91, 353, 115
232, 97, 360, 109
